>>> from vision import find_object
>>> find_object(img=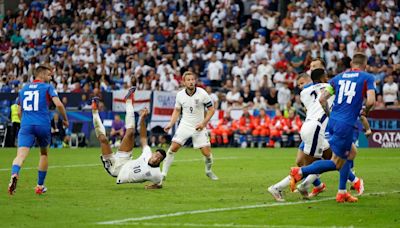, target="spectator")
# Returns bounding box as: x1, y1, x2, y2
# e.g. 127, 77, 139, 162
207, 54, 223, 87
110, 114, 125, 146
383, 75, 399, 108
